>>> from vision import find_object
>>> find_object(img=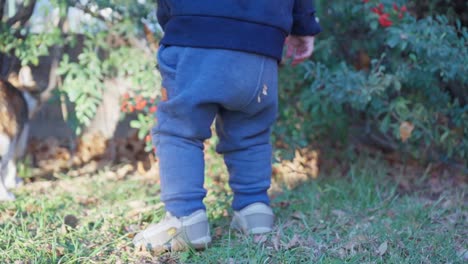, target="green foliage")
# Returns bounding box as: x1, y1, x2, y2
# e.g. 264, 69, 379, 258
0, 24, 62, 66
276, 0, 468, 163
1, 0, 159, 135
56, 1, 159, 134
2, 0, 466, 164
58, 40, 105, 133
129, 112, 155, 152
